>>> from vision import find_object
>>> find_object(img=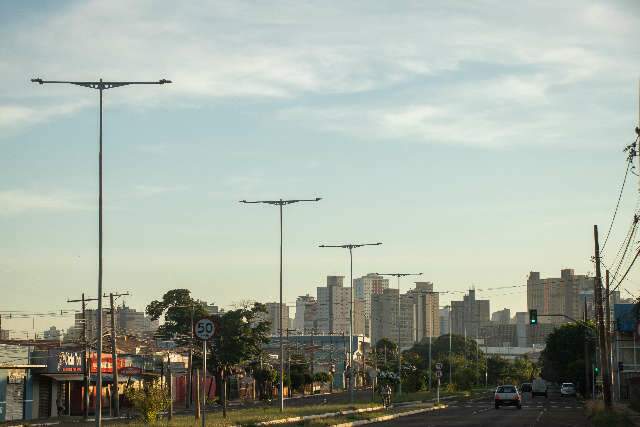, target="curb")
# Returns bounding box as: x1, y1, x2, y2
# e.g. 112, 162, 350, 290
331, 404, 447, 427
244, 405, 385, 426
